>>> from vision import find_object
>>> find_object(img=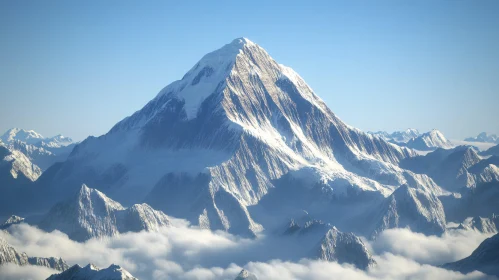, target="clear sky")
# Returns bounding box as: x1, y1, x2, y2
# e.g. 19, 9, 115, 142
1, 0, 498, 141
